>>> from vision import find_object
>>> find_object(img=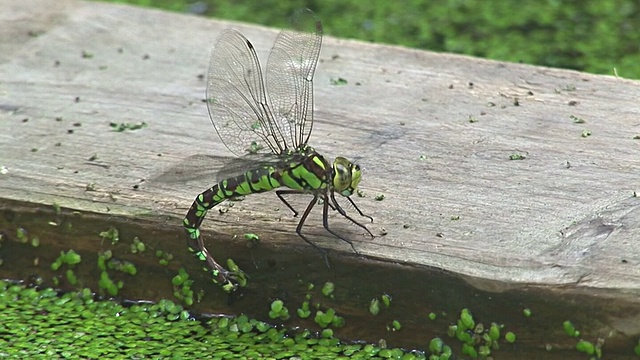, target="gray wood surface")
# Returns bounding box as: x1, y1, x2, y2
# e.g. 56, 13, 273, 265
2, 0, 639, 297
